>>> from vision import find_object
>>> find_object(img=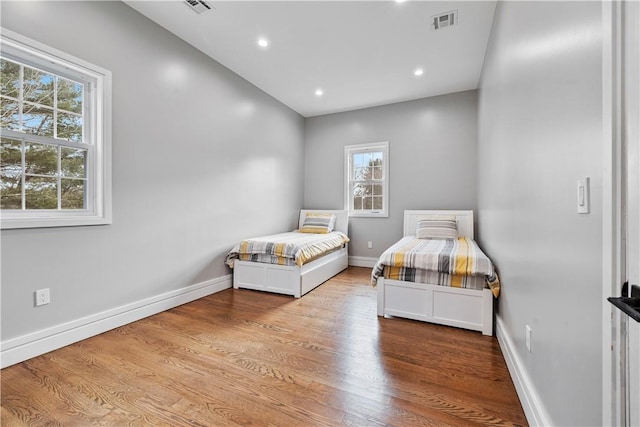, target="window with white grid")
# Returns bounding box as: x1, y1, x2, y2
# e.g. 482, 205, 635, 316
345, 141, 389, 217
0, 29, 111, 229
